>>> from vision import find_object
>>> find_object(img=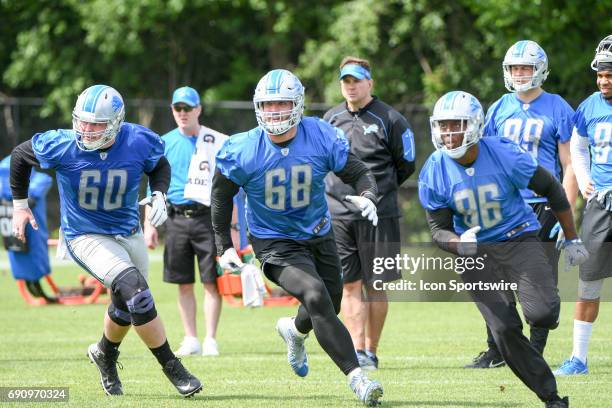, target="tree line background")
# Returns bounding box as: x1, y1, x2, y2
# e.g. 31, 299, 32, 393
0, 0, 609, 239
